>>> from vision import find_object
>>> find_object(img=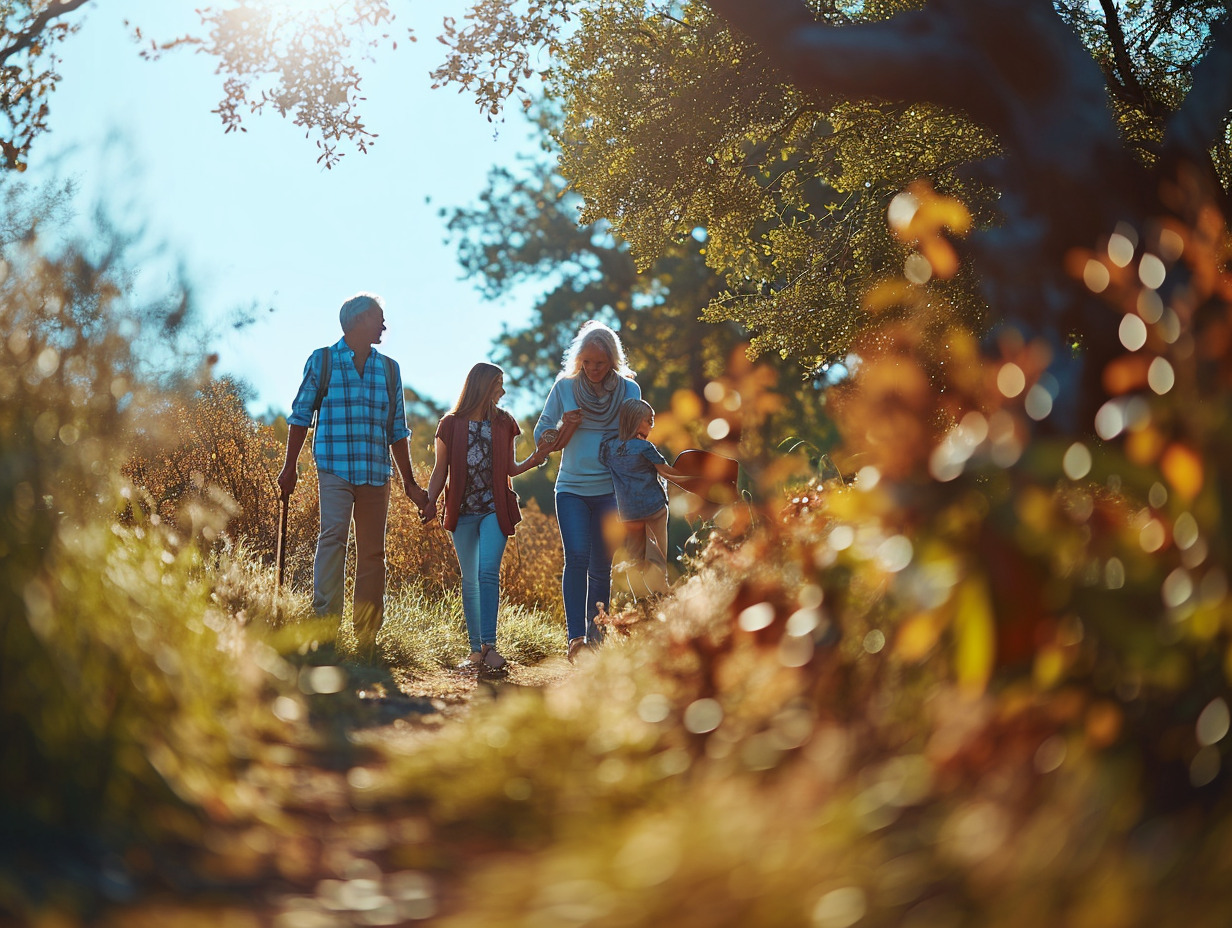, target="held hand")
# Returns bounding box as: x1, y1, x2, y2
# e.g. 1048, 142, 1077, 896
402, 475, 421, 504
561, 409, 584, 427
277, 465, 297, 499
420, 499, 438, 525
